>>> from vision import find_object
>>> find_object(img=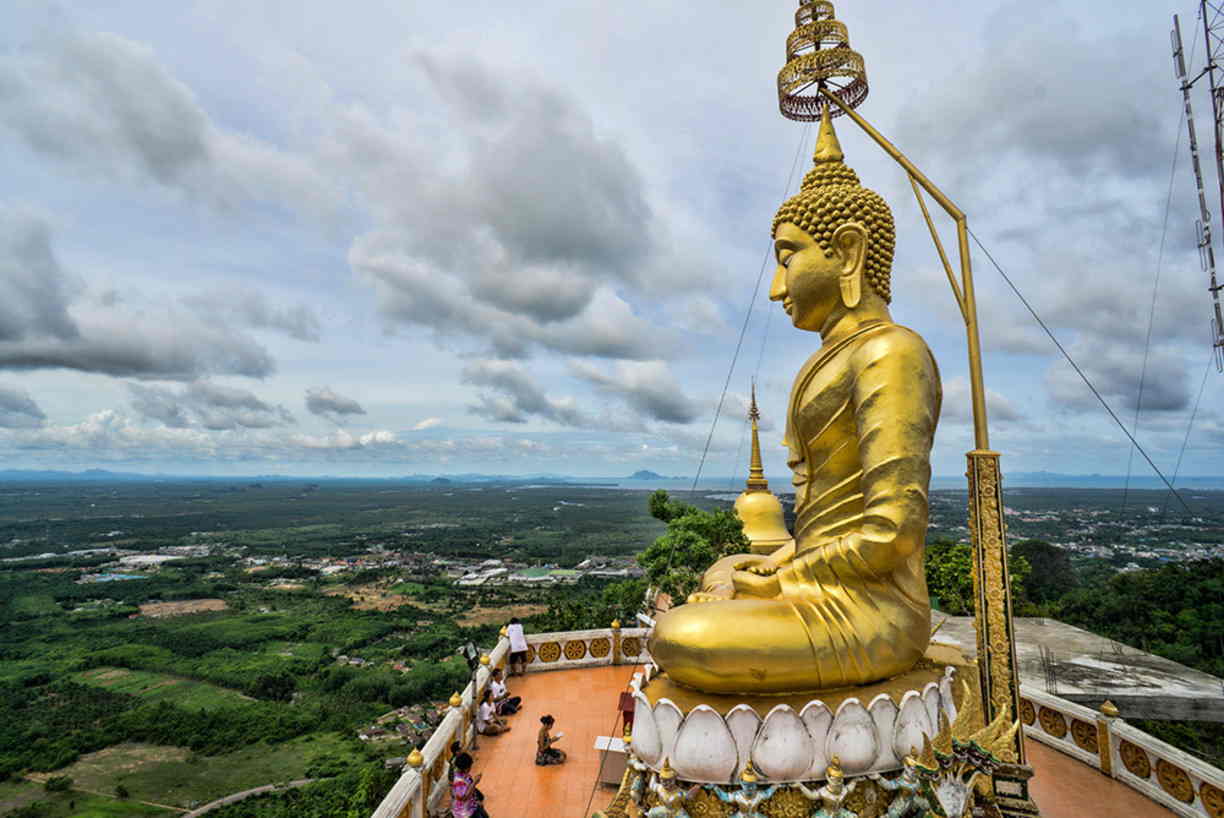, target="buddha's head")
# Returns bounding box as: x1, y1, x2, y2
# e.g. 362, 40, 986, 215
770, 105, 895, 333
